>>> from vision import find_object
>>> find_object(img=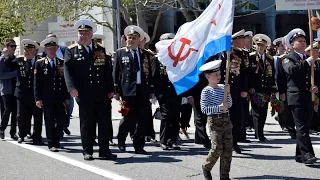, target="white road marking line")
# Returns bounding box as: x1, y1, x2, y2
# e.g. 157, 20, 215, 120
314, 145, 320, 149
6, 139, 131, 180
